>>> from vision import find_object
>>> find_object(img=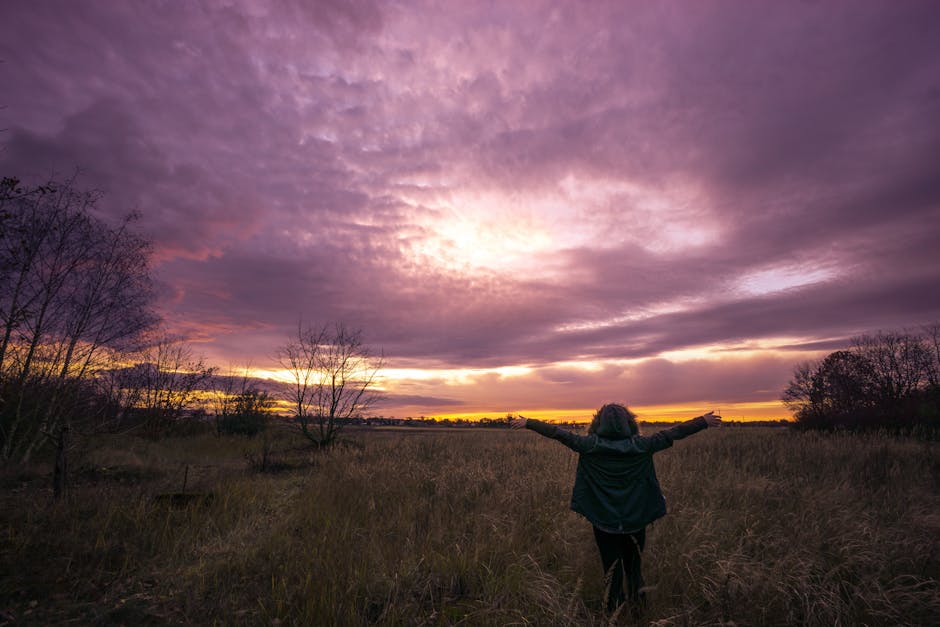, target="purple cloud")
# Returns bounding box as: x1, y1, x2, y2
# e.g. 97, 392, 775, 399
3, 1, 939, 418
